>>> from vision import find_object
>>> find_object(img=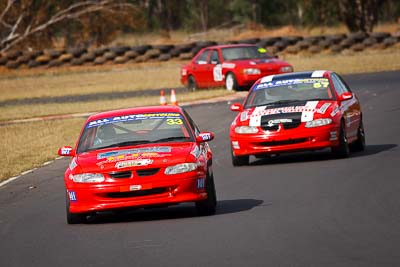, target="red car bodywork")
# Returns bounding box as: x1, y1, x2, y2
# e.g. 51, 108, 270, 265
181, 44, 293, 91
229, 70, 365, 166
58, 106, 216, 223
